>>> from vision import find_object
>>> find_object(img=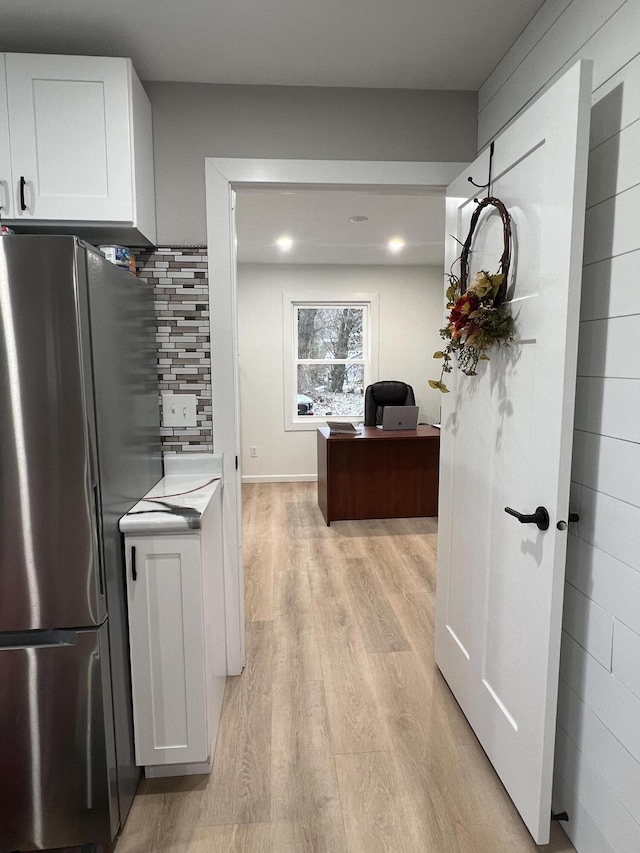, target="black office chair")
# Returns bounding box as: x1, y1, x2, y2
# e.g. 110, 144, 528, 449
364, 380, 416, 426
